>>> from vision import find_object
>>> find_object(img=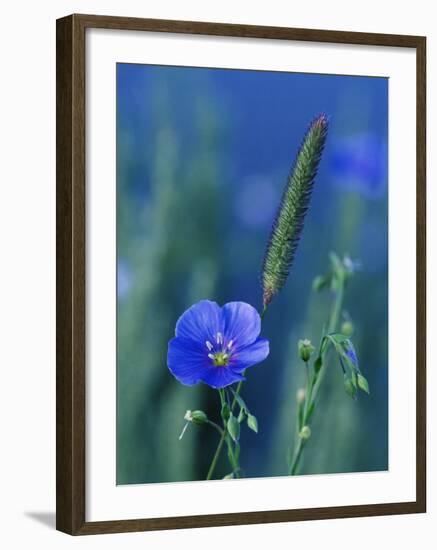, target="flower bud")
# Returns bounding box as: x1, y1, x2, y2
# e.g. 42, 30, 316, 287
341, 320, 354, 337
296, 388, 306, 405
299, 425, 311, 440
298, 339, 315, 362
184, 409, 208, 425
357, 373, 370, 394
343, 377, 357, 399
